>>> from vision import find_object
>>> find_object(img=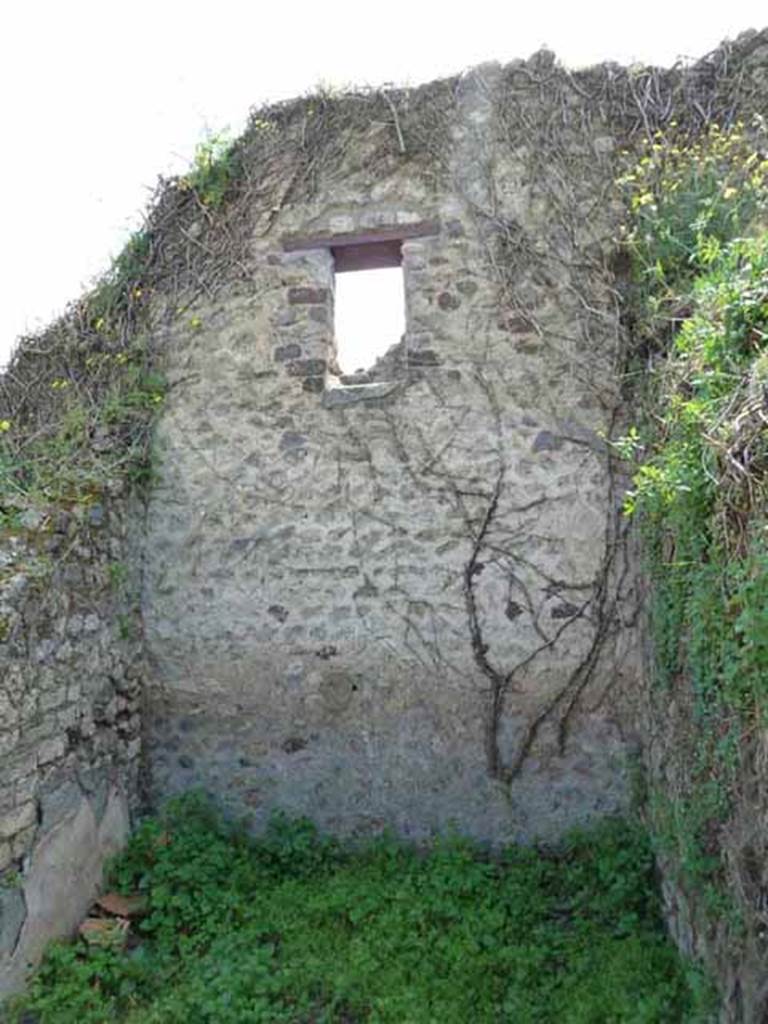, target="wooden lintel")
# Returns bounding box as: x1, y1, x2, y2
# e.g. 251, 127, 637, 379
332, 240, 402, 272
